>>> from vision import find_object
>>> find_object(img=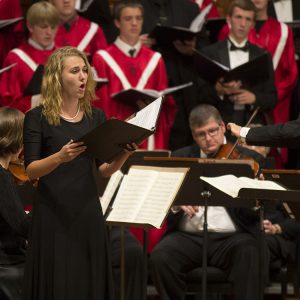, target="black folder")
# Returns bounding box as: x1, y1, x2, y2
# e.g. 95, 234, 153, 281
0, 17, 23, 29
193, 50, 270, 87
95, 77, 109, 90
204, 17, 226, 43
23, 64, 44, 96
111, 82, 192, 106
78, 118, 153, 163
149, 3, 212, 46
77, 97, 163, 163
0, 63, 16, 75
149, 24, 199, 46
